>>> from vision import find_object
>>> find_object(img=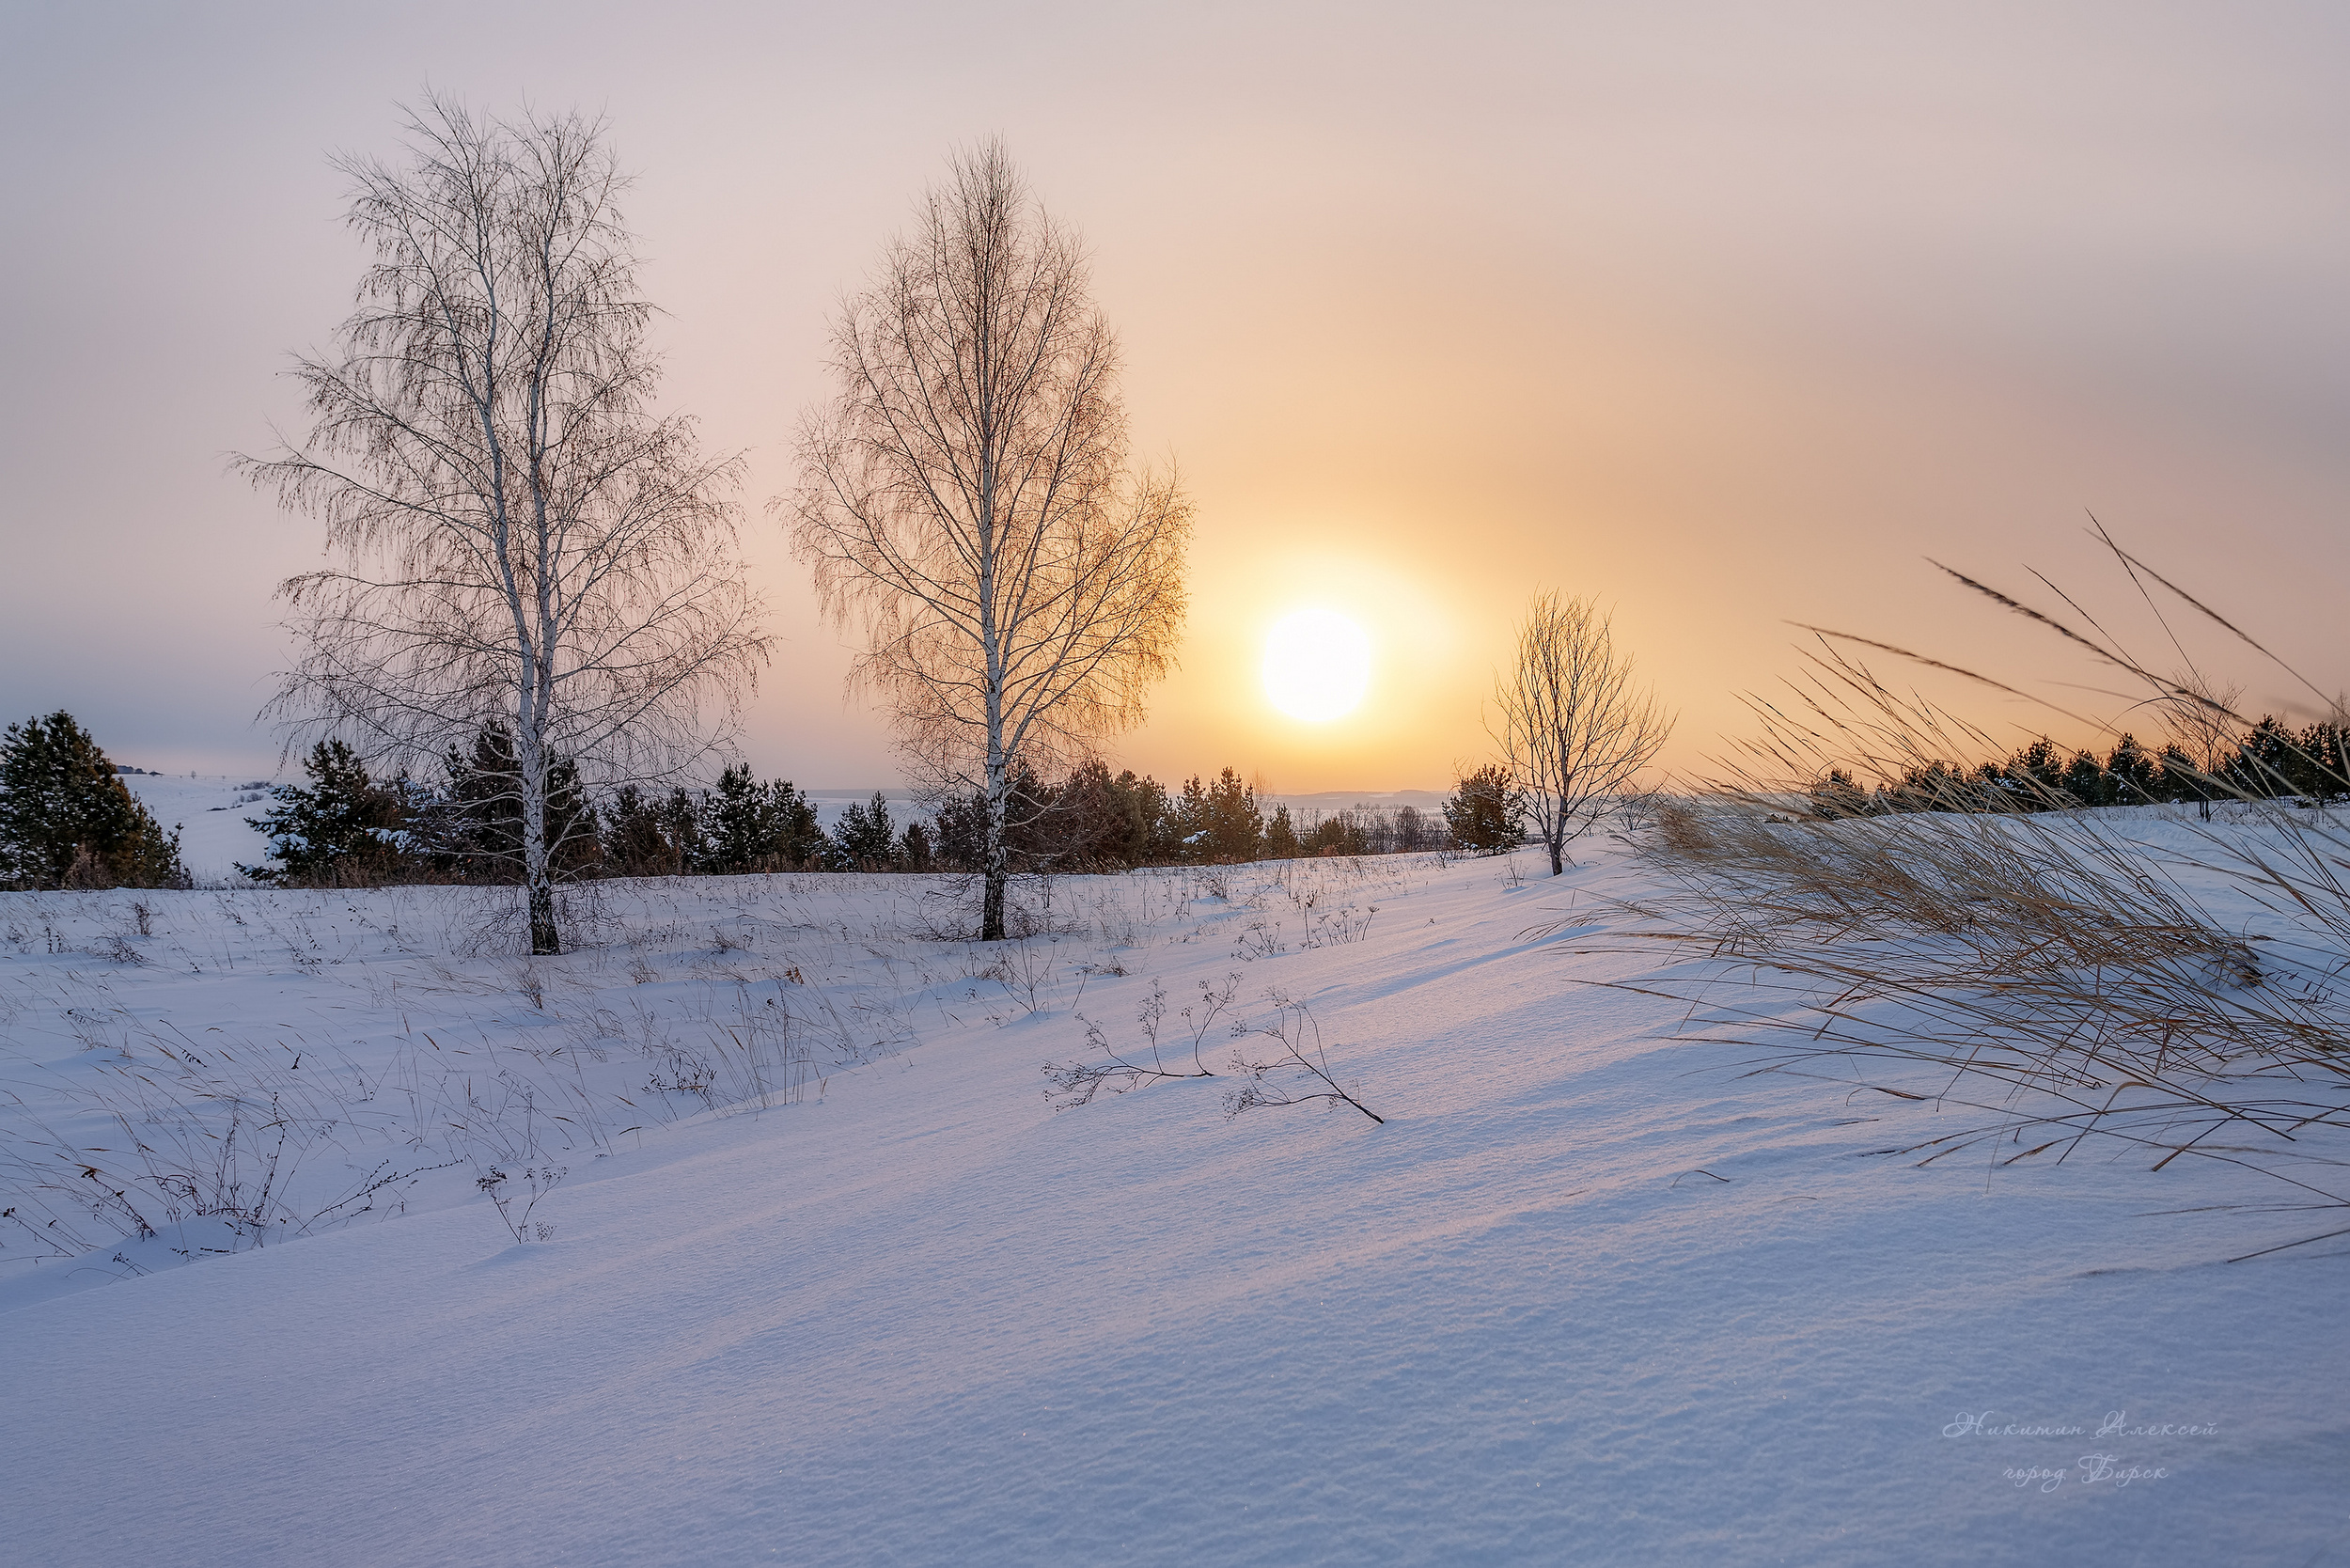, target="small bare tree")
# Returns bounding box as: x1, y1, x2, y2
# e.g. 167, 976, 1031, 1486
1494, 590, 1672, 875
791, 142, 1190, 940
241, 97, 768, 953
2160, 673, 2247, 822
